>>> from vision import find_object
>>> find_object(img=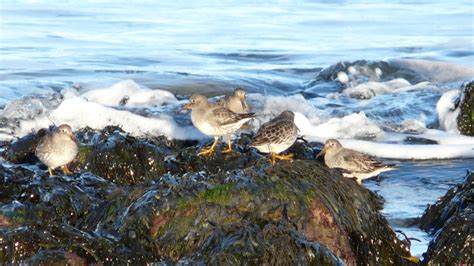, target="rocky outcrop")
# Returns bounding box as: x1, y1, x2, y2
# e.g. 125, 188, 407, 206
0, 127, 417, 264
419, 171, 474, 265
457, 81, 474, 136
